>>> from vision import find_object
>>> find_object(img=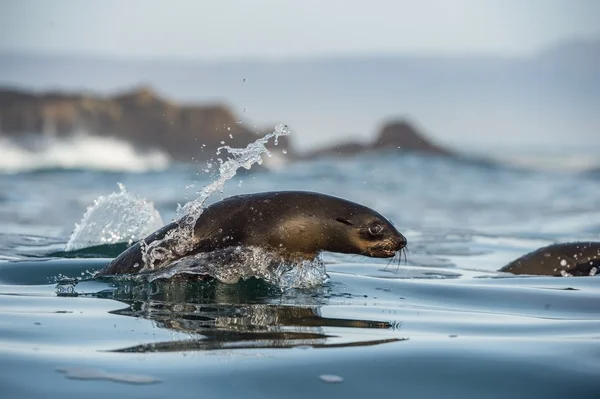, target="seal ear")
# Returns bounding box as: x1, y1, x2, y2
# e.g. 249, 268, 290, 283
336, 218, 353, 226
